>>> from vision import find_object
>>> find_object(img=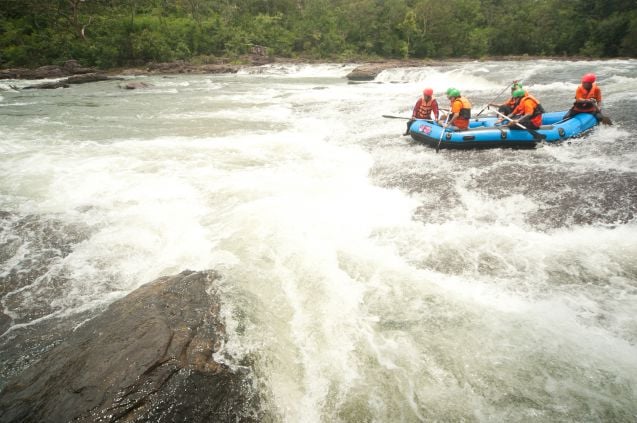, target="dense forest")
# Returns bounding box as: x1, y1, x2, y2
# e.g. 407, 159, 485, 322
1, 0, 636, 68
